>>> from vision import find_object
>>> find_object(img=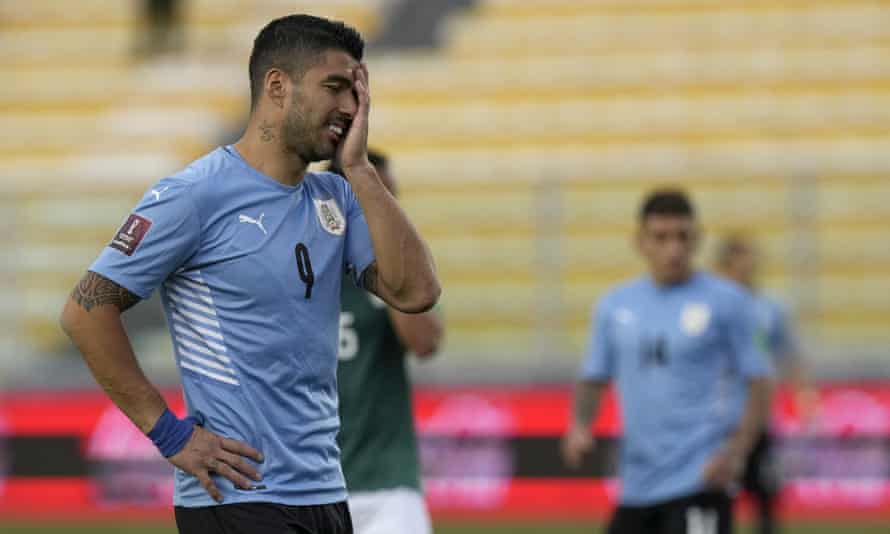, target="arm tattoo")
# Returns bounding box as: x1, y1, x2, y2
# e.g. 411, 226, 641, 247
361, 262, 379, 295
259, 120, 275, 142
71, 271, 141, 312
